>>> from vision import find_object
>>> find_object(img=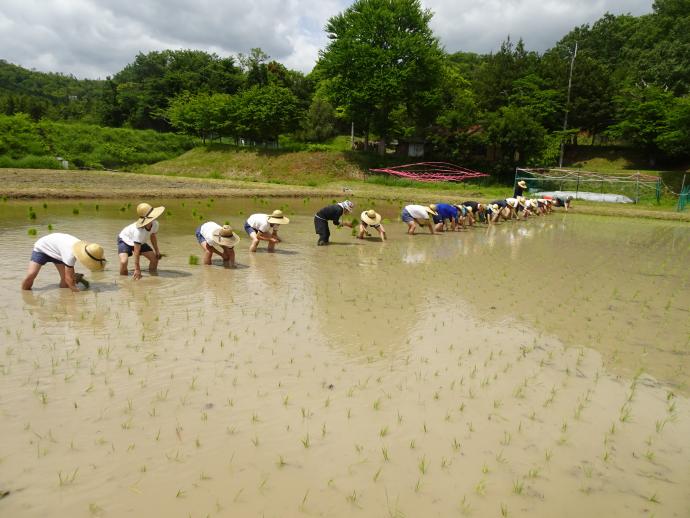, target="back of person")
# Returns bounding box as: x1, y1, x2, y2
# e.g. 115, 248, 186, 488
119, 220, 159, 246
435, 203, 458, 220
316, 204, 344, 222
34, 233, 79, 265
